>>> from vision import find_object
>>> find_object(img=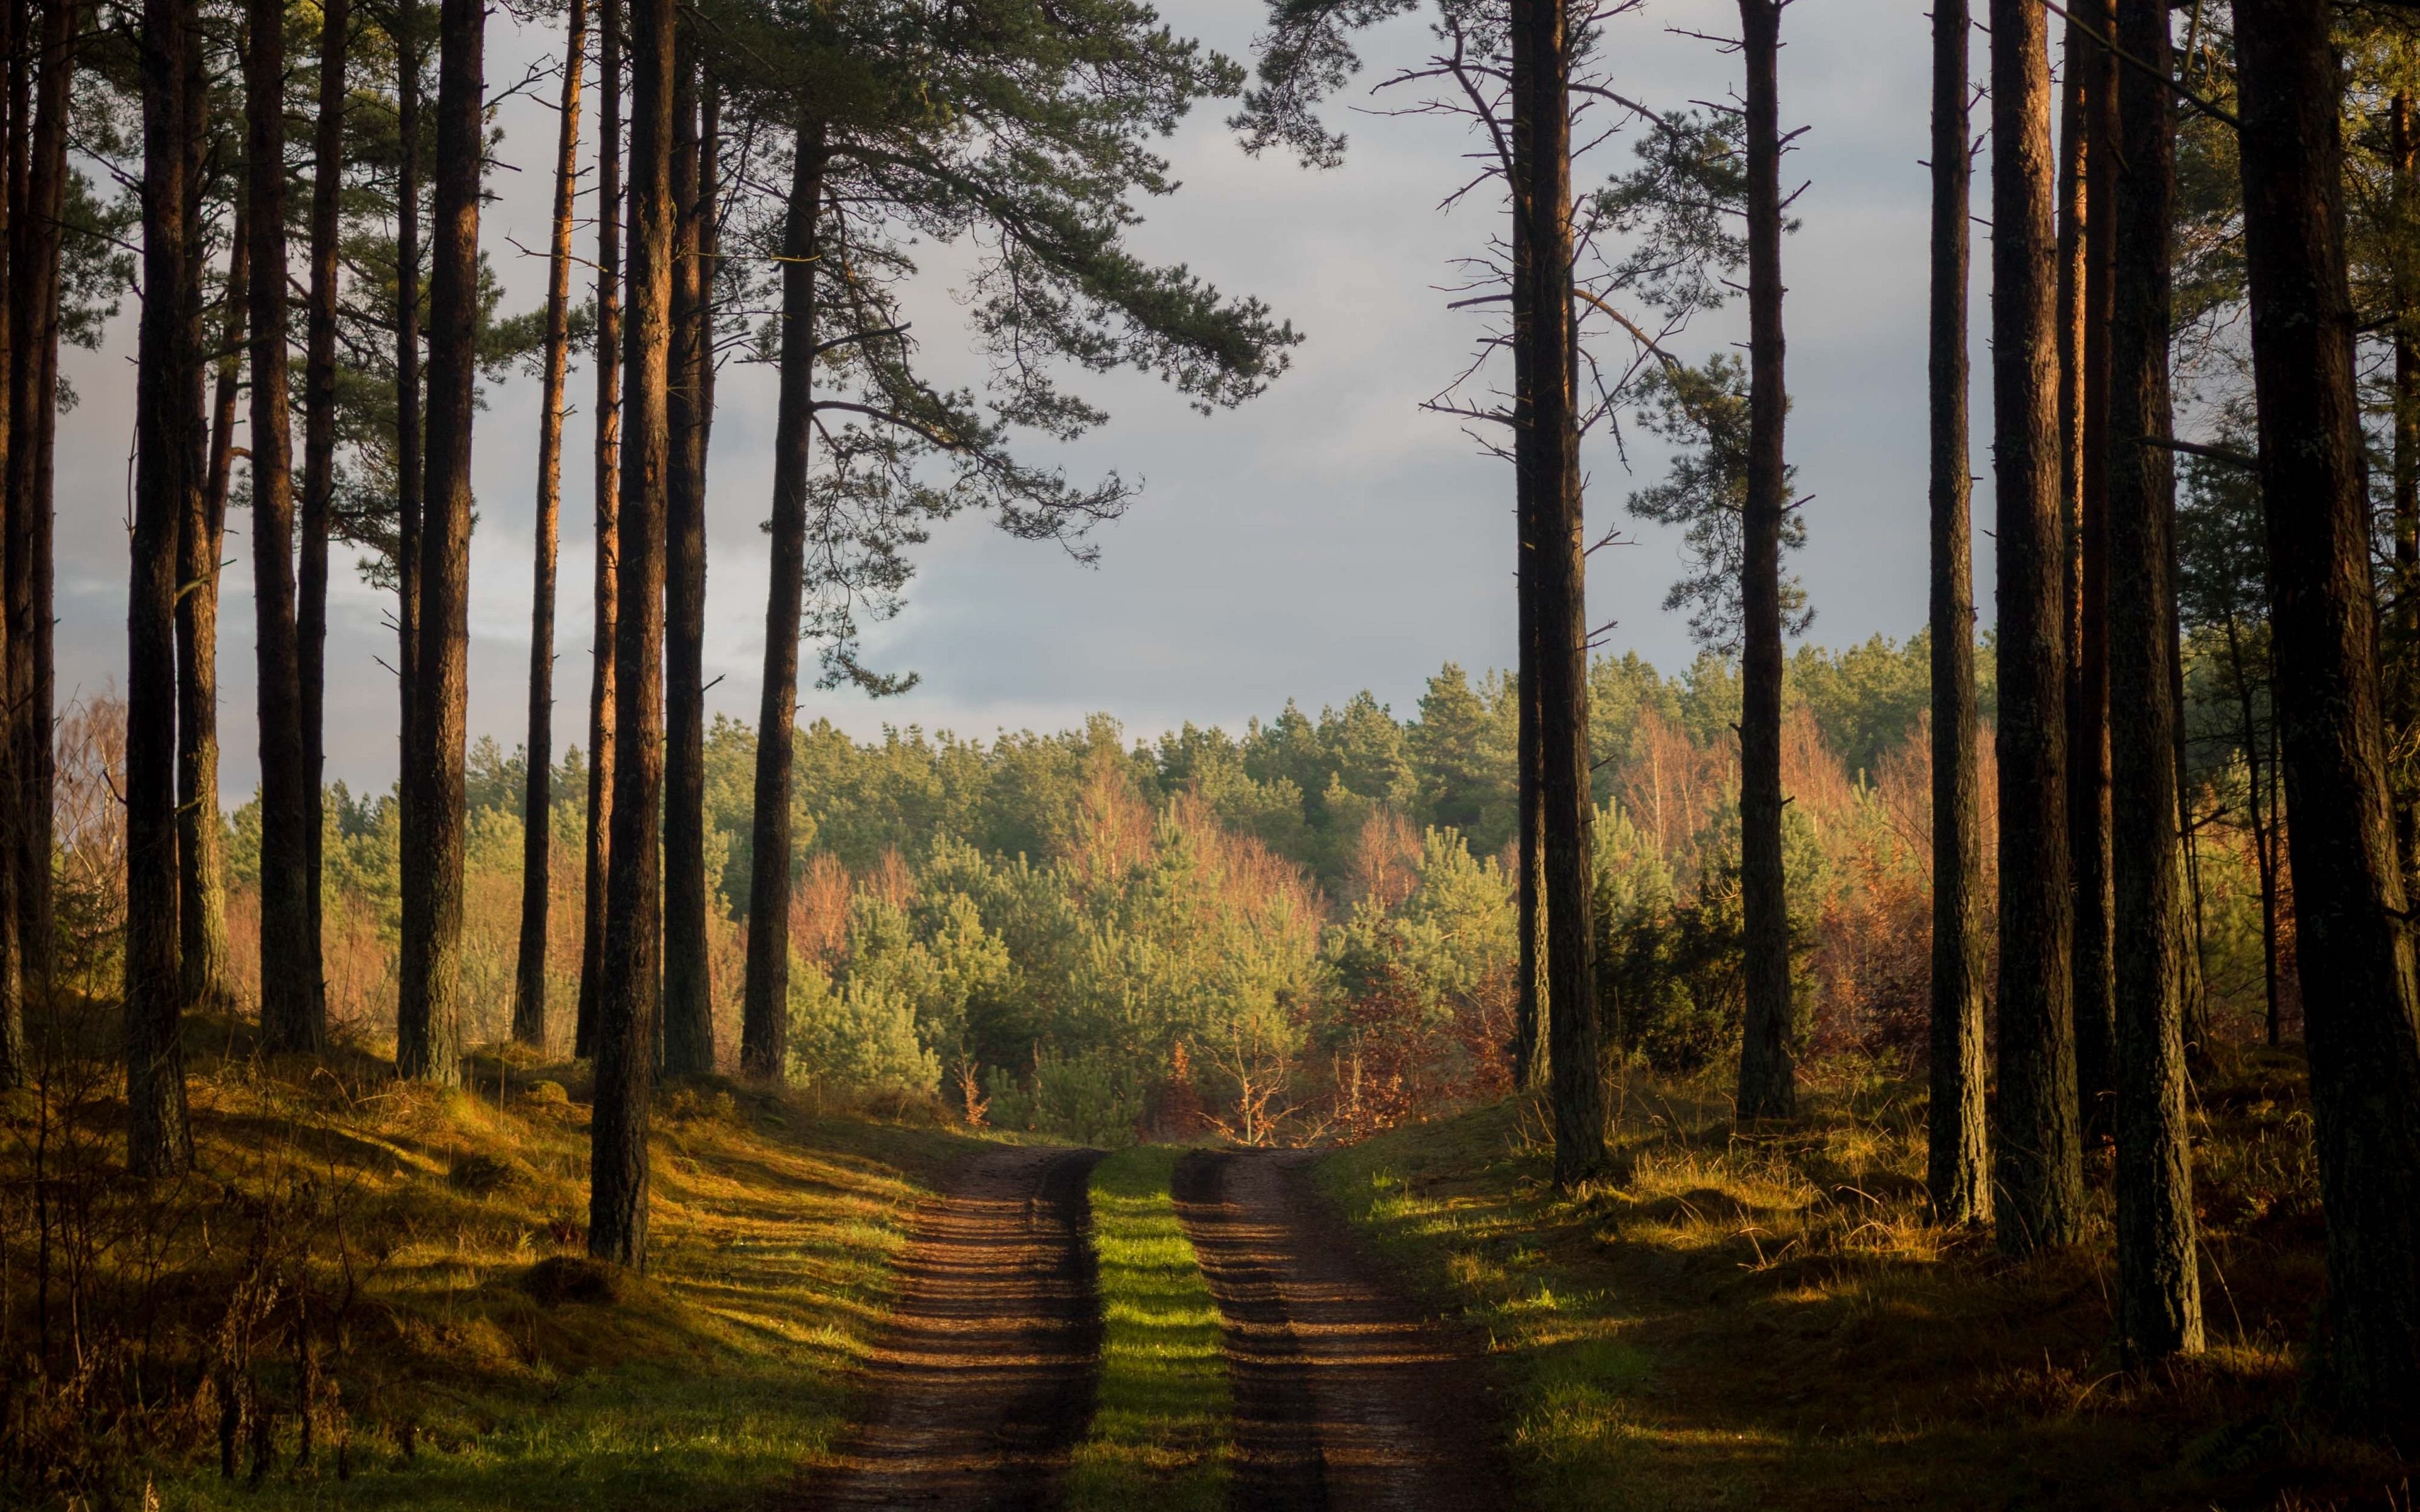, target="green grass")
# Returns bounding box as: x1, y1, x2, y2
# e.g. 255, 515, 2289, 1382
1064, 1145, 1231, 1512
1313, 1060, 2405, 1511
4, 1025, 1009, 1512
